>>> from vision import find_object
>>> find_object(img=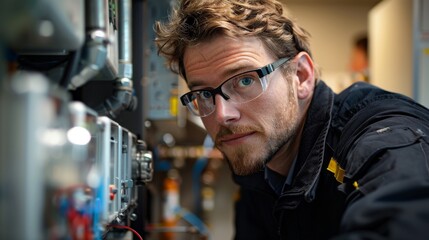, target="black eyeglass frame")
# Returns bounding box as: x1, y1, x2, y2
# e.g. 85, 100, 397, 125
180, 57, 292, 116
